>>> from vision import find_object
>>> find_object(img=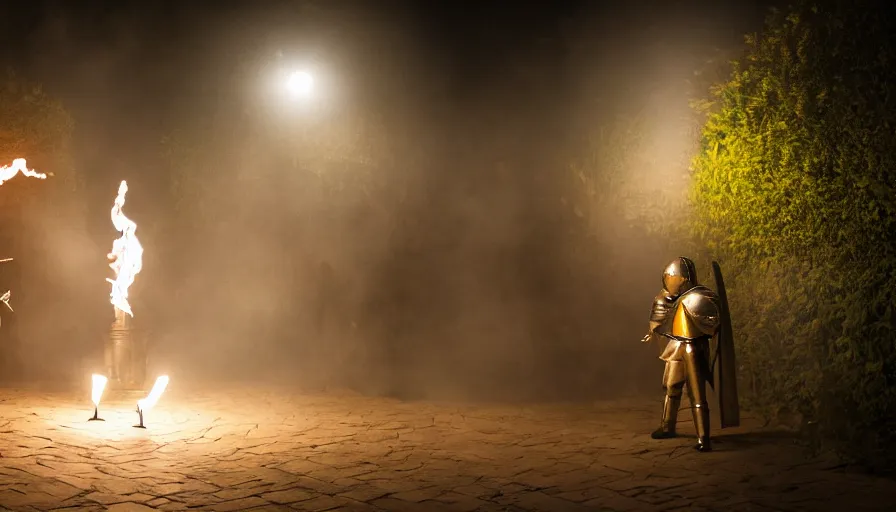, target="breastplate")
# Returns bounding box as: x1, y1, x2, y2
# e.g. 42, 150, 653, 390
655, 286, 719, 342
